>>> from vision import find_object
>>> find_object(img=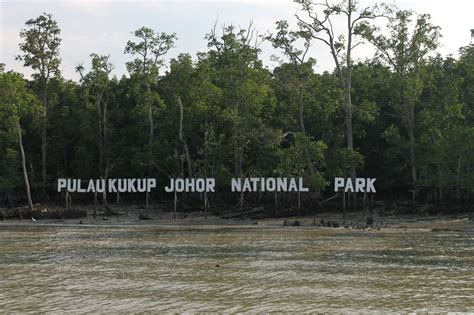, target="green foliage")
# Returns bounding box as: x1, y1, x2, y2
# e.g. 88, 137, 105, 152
3, 11, 474, 206
16, 13, 61, 83
277, 133, 327, 188
124, 26, 177, 79
0, 71, 40, 191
